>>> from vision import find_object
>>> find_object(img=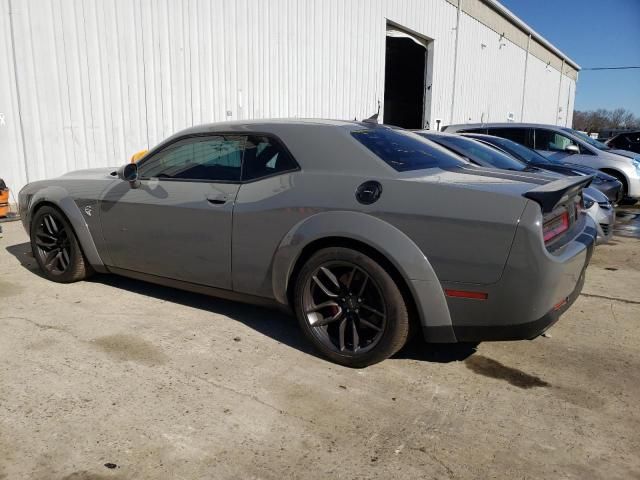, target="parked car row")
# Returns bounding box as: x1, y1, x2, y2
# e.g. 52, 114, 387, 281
19, 118, 598, 367
443, 122, 640, 201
